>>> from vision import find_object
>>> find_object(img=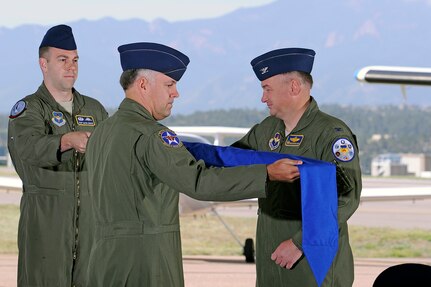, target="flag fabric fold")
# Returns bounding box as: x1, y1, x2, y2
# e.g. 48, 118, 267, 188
184, 141, 338, 287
